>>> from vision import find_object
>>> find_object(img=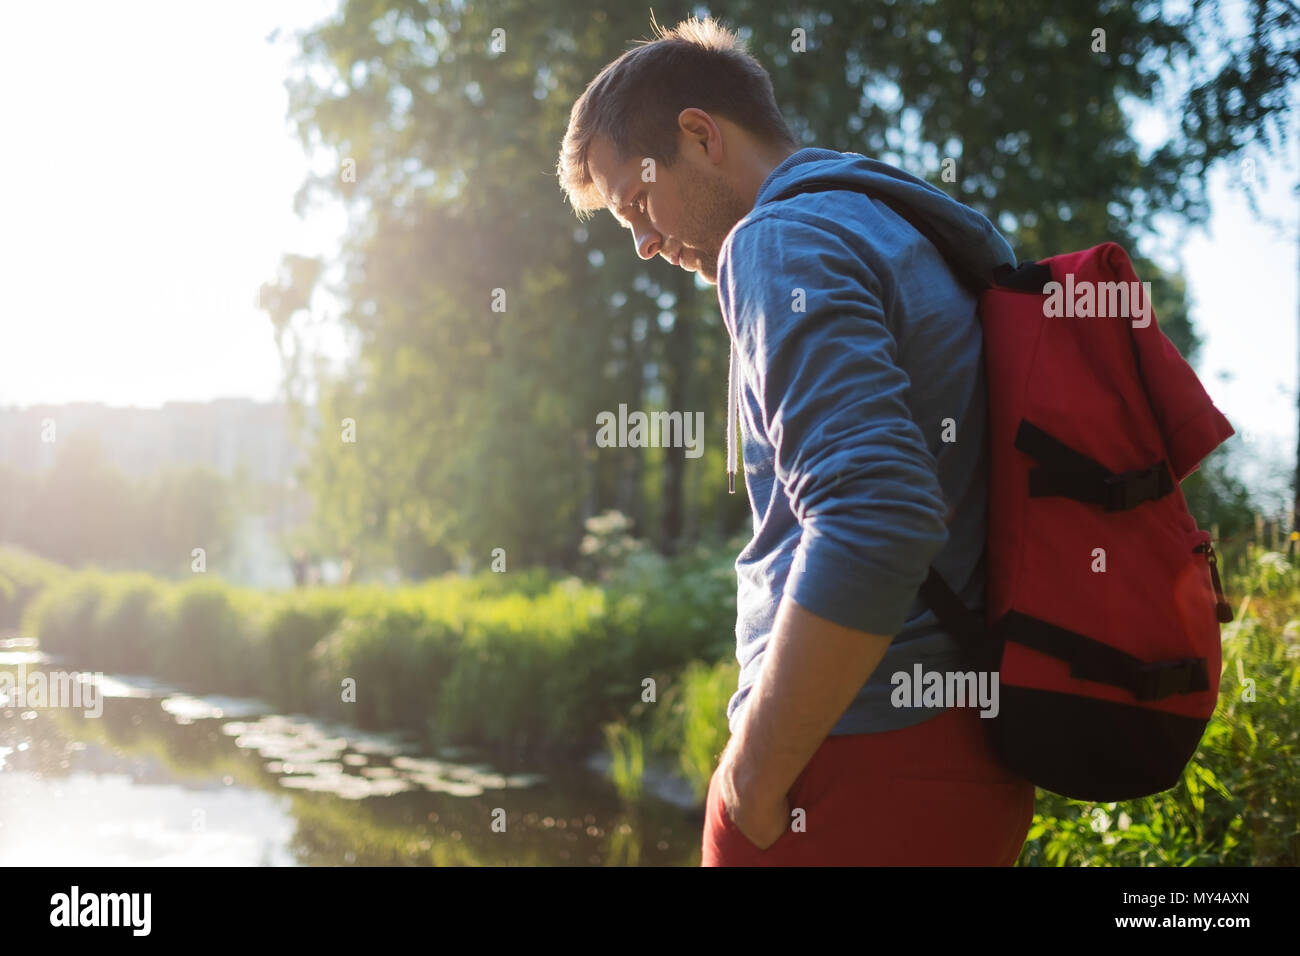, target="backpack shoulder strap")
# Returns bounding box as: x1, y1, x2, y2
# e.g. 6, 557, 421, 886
763, 179, 992, 296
